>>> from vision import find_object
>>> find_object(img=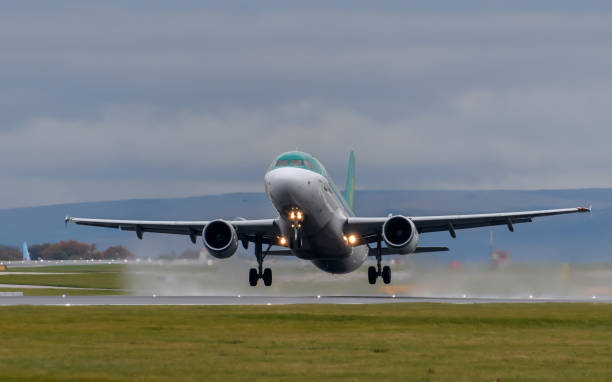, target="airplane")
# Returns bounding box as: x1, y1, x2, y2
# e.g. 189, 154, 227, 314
65, 150, 590, 286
